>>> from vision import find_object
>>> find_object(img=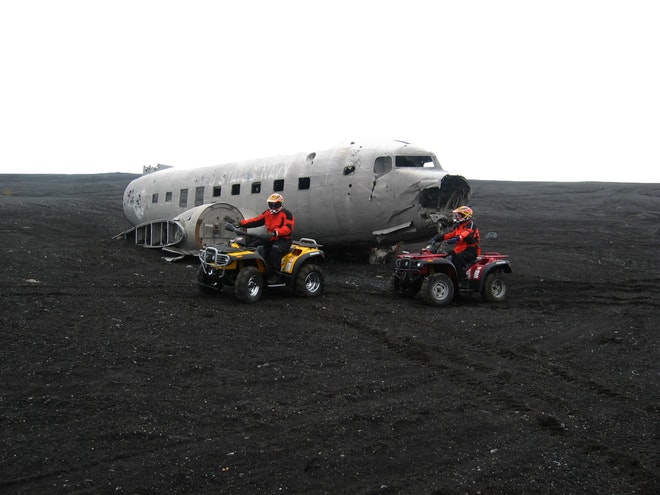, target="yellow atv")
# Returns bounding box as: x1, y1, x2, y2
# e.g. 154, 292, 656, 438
197, 223, 325, 303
